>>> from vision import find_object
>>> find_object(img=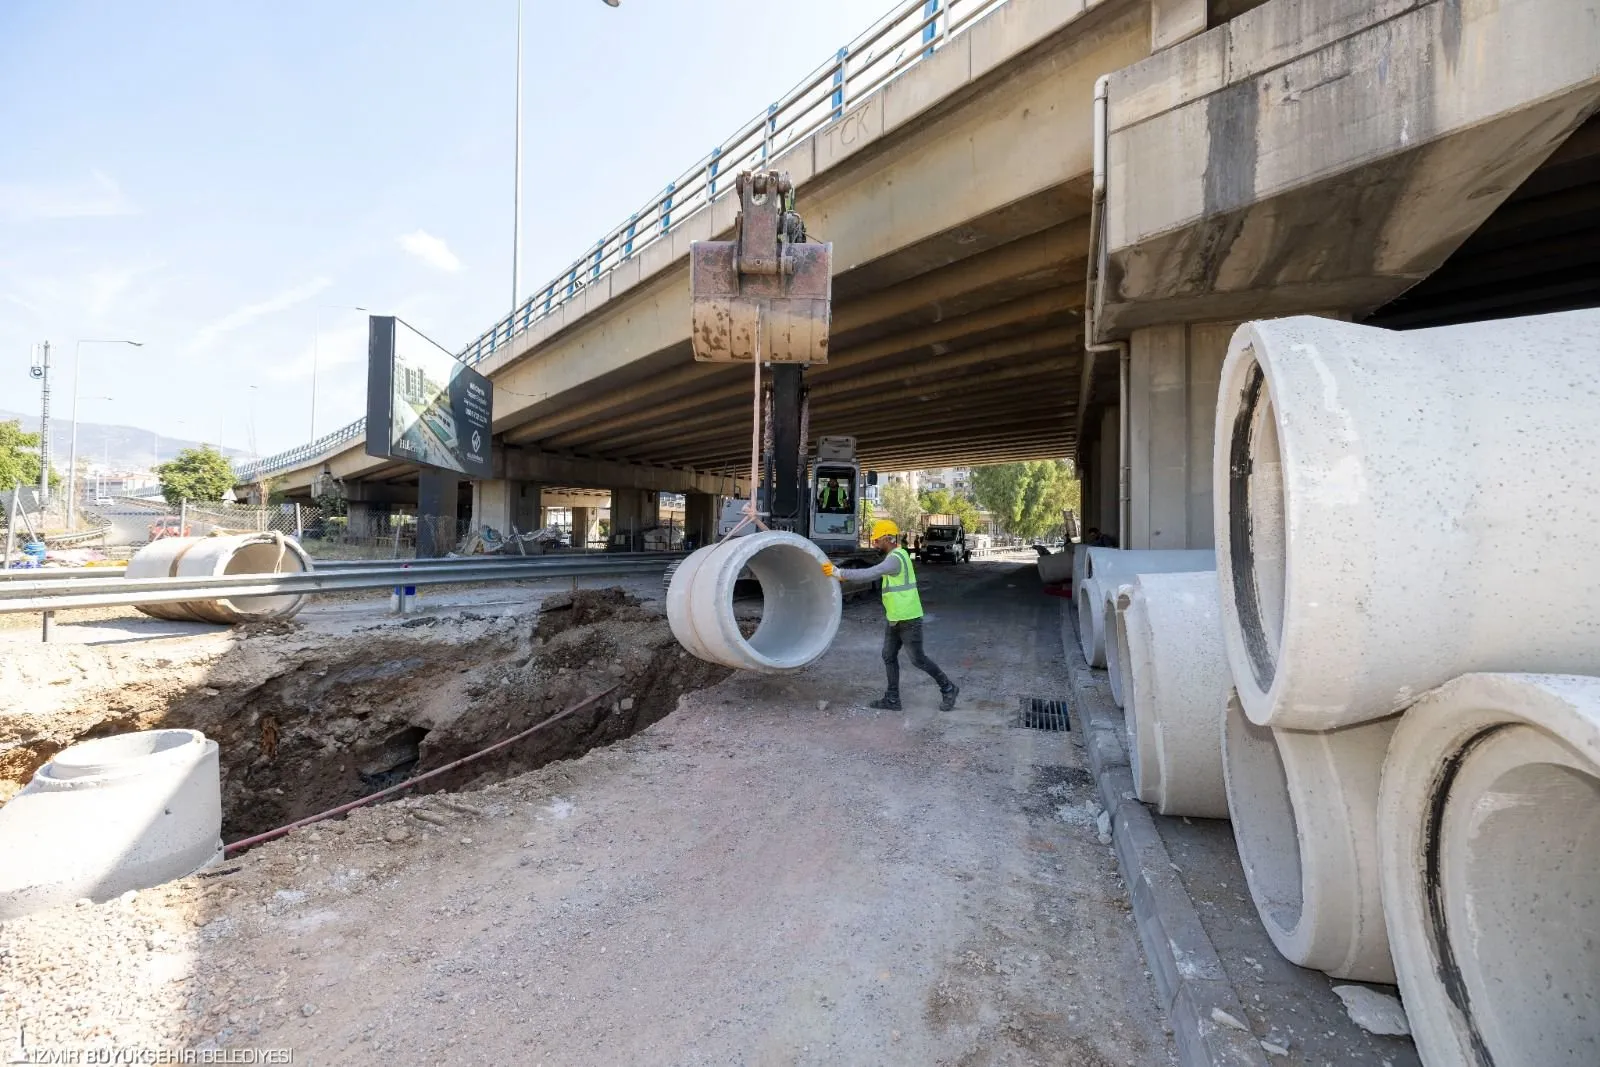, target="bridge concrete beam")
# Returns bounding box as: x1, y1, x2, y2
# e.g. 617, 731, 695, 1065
528, 290, 1081, 453
496, 446, 744, 497
590, 331, 1080, 456
1095, 0, 1600, 337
